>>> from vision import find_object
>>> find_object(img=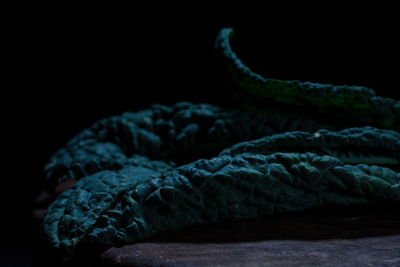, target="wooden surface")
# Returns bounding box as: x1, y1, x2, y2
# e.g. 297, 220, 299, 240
33, 190, 400, 267
99, 206, 400, 267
